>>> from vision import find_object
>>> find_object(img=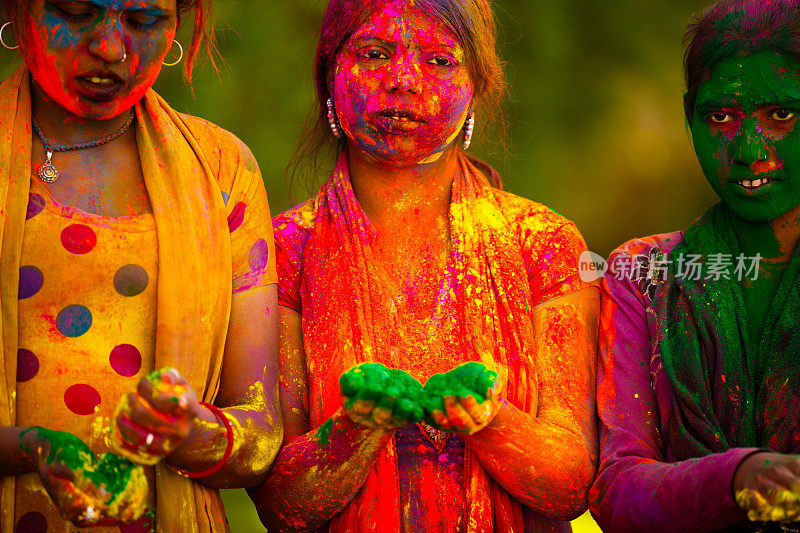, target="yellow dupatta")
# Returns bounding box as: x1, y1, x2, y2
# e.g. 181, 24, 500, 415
0, 67, 233, 533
